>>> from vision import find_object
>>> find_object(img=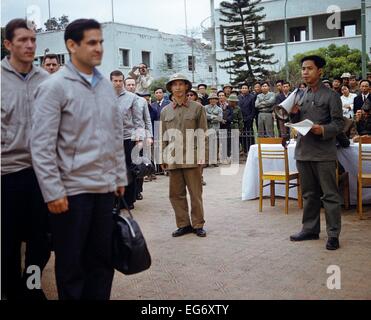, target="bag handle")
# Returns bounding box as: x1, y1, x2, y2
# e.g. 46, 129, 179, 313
114, 196, 134, 219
